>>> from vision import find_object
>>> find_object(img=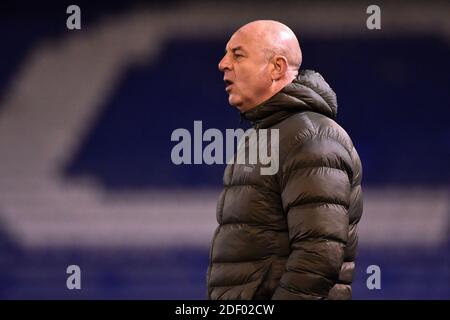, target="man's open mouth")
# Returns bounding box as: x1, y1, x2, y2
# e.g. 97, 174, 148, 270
224, 79, 233, 91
